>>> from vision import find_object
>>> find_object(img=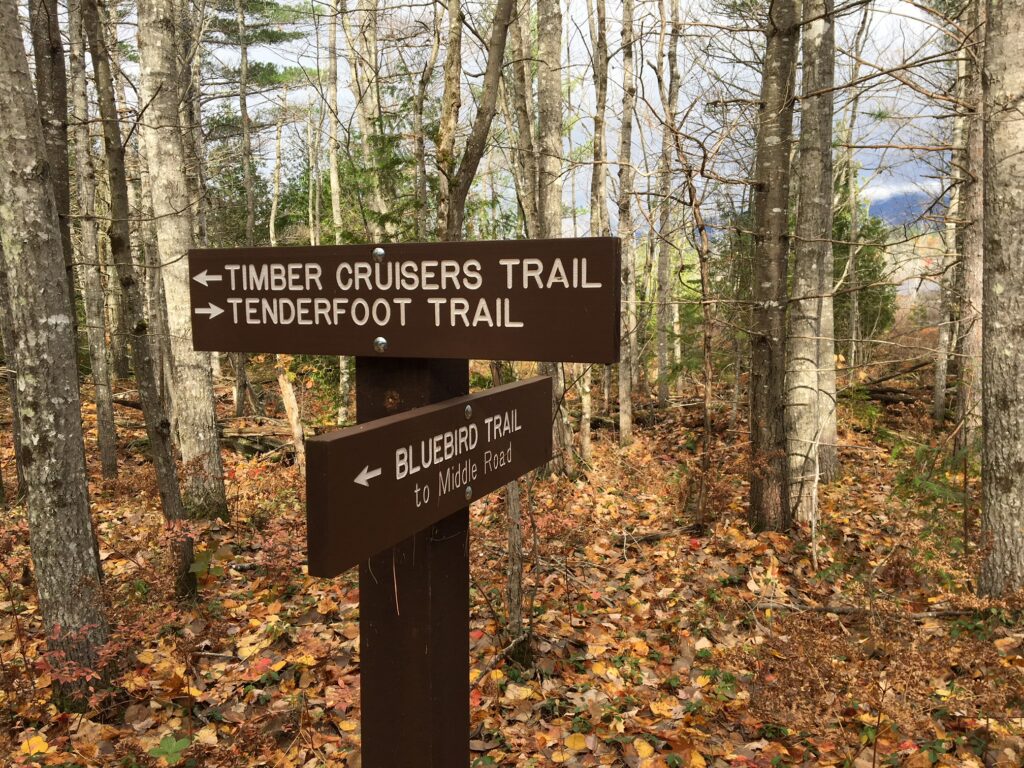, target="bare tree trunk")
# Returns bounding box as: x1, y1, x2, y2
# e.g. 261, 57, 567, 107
617, 0, 637, 446
979, 0, 1024, 595
266, 111, 306, 469
342, 0, 390, 236
82, 0, 194, 595
506, 0, 539, 238
537, 0, 576, 474
490, 361, 526, 654
936, 36, 965, 426
0, 0, 110, 701
436, 0, 462, 237
232, 0, 254, 418
655, 0, 680, 408
444, 0, 516, 239
27, 0, 76, 326
0, 246, 26, 497
413, 9, 441, 237
328, 0, 343, 245
956, 0, 985, 455
138, 0, 228, 520
748, 0, 798, 532
786, 0, 834, 524
587, 0, 609, 238
325, 0, 355, 429
70, 0, 117, 478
